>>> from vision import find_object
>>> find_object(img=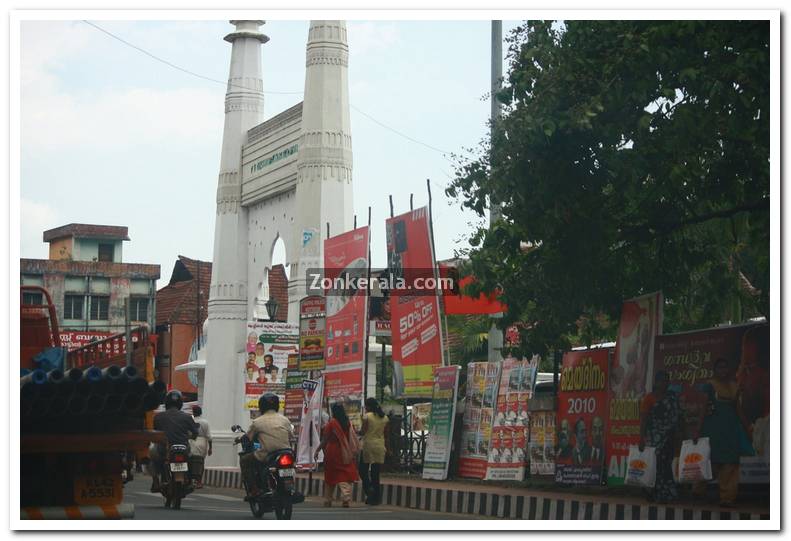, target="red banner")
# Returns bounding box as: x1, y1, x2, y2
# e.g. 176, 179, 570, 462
607, 292, 663, 485
441, 270, 507, 315
386, 207, 443, 397
555, 348, 610, 485
323, 226, 369, 415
